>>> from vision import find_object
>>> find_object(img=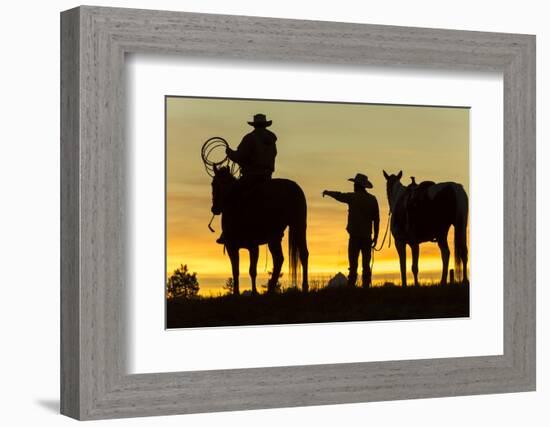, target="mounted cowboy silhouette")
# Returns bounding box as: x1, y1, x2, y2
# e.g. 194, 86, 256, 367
205, 114, 309, 295
383, 170, 469, 287
216, 113, 277, 245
